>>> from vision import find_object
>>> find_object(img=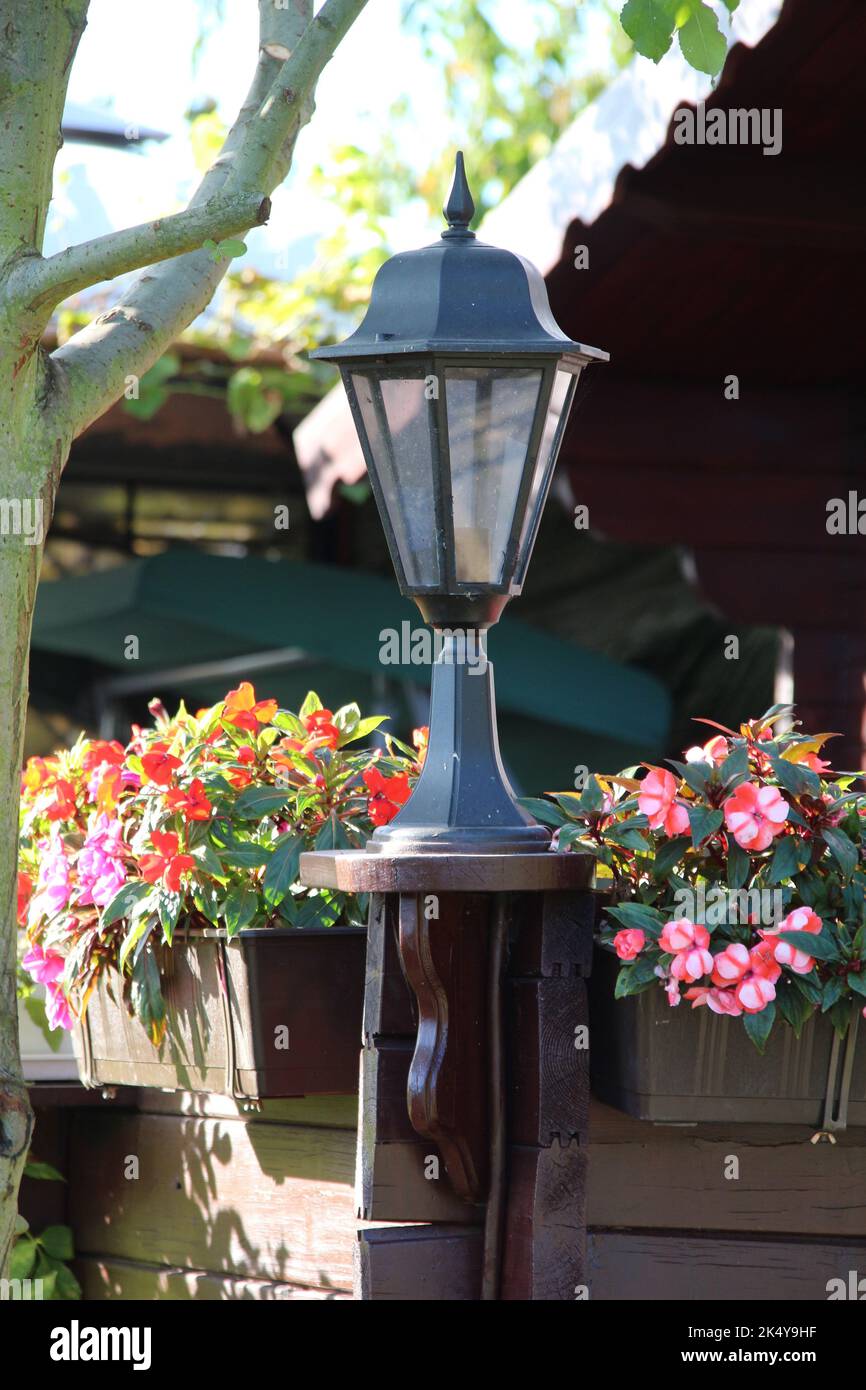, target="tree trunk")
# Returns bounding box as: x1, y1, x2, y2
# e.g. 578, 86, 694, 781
0, 0, 368, 1274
